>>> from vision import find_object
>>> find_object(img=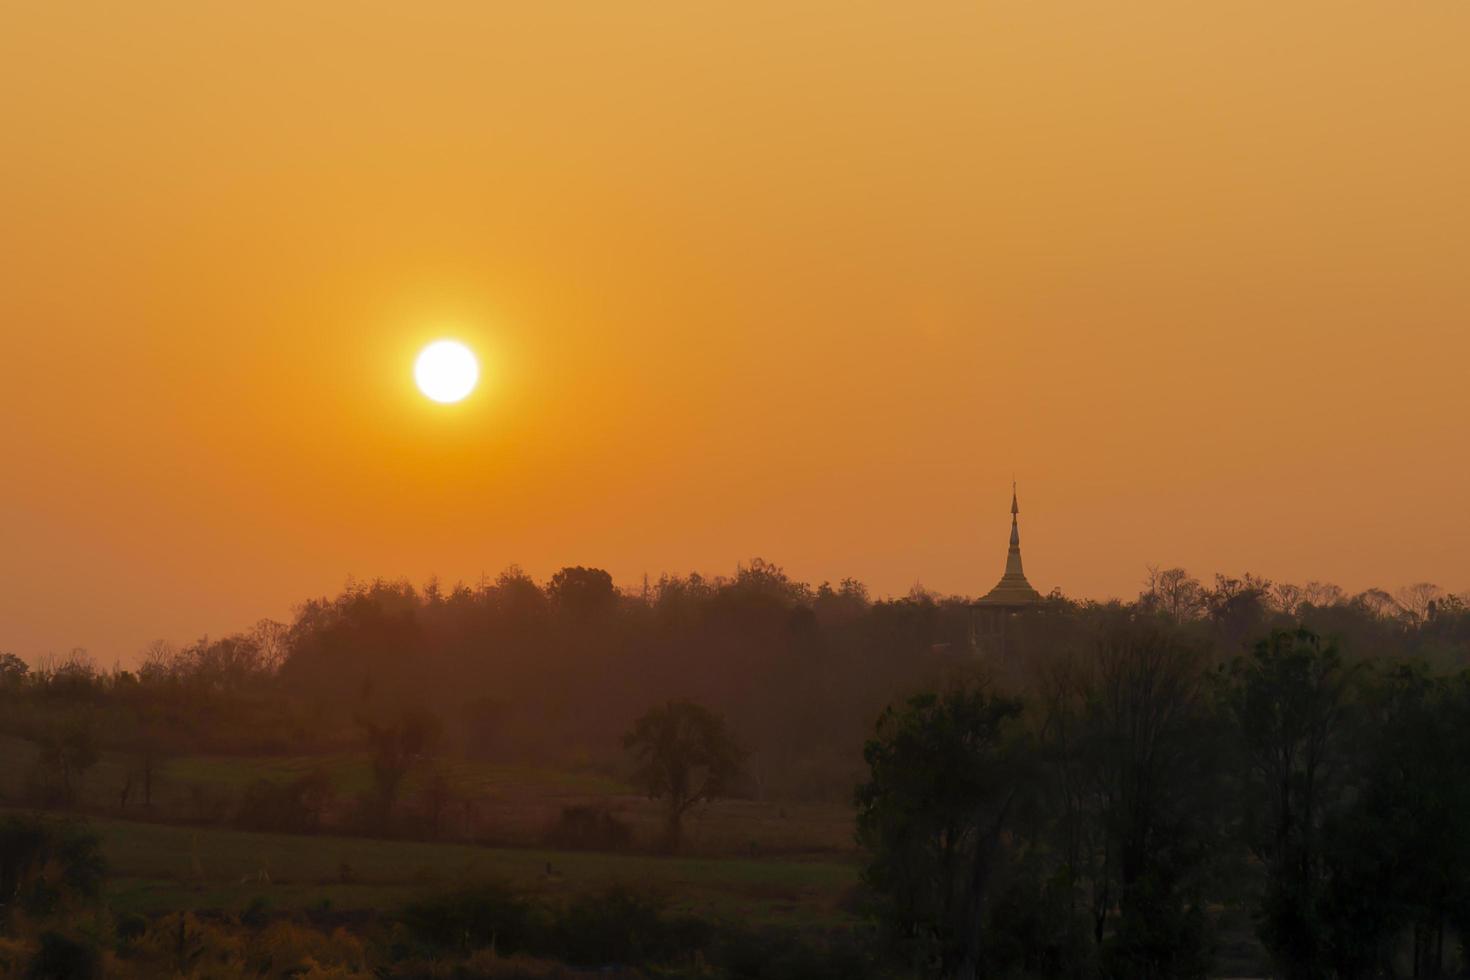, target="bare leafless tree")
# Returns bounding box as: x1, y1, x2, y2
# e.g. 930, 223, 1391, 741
250, 619, 291, 673
1270, 582, 1306, 617
1301, 581, 1345, 609
1141, 566, 1207, 623
1395, 582, 1445, 625
1353, 588, 1399, 620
